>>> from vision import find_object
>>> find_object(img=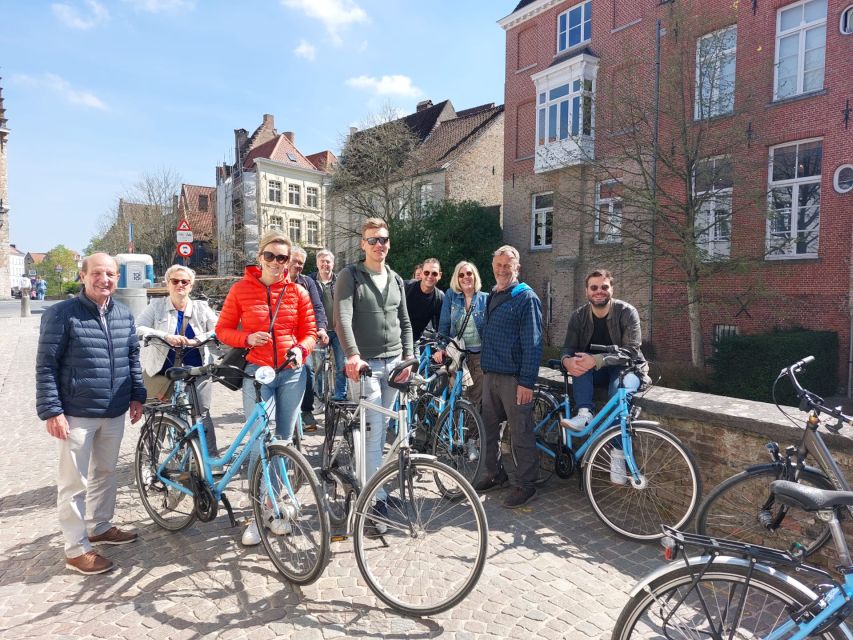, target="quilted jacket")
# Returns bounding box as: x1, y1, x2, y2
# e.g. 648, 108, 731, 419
216, 266, 317, 370
36, 291, 147, 420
